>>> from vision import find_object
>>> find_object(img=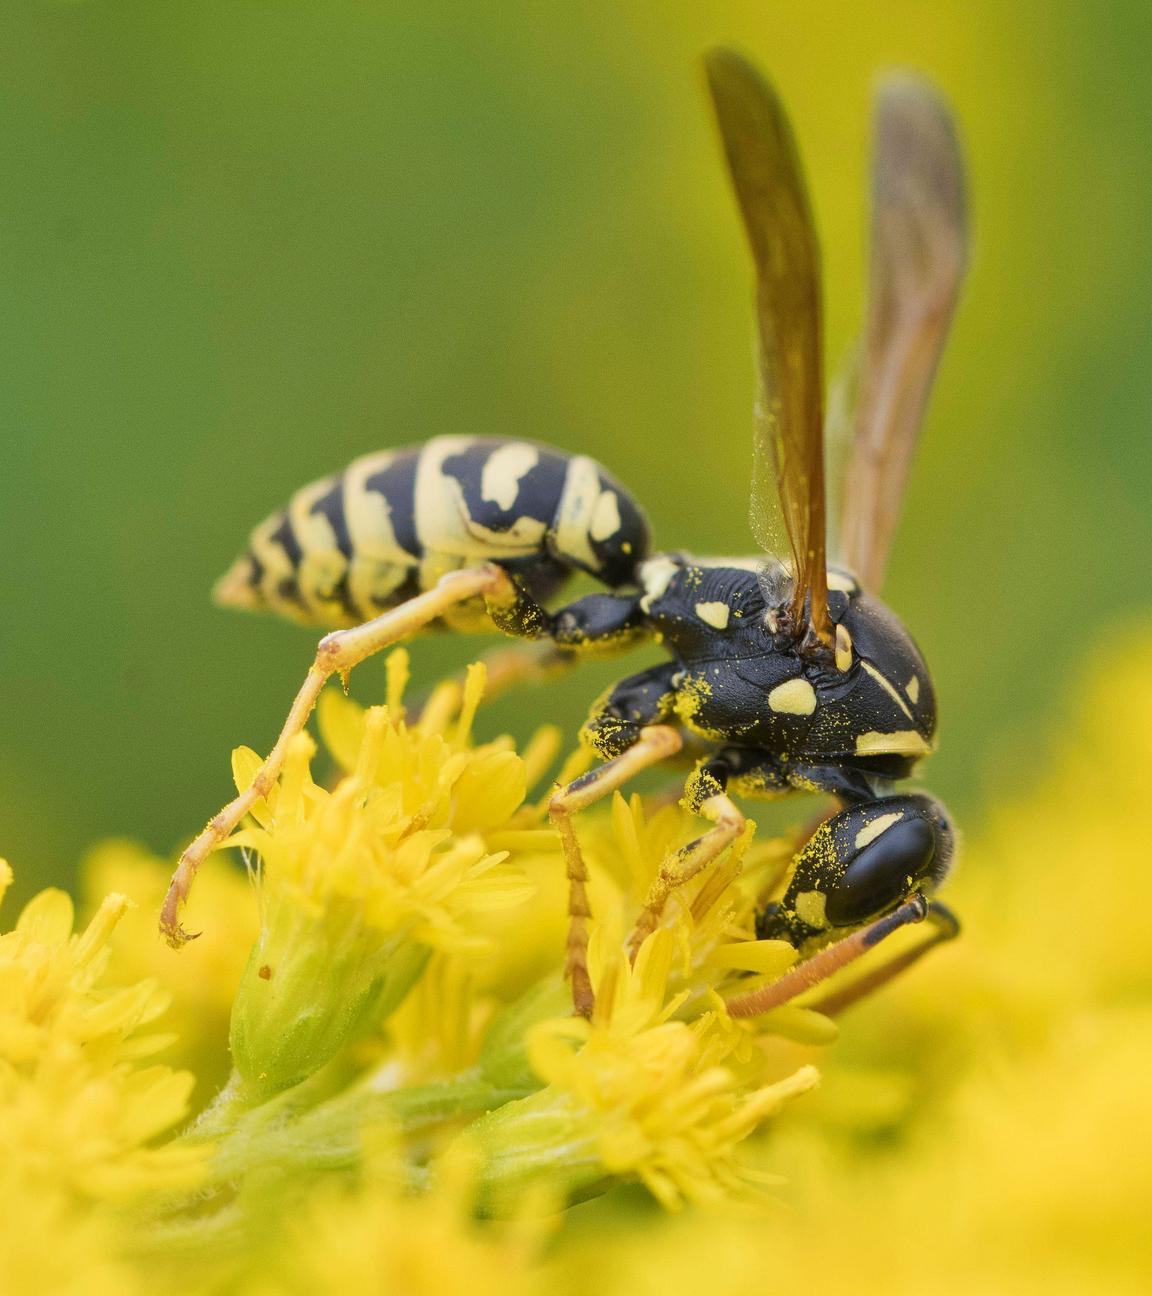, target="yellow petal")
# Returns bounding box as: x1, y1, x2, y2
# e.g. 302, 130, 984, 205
15, 888, 74, 944
712, 939, 798, 977
317, 688, 367, 772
